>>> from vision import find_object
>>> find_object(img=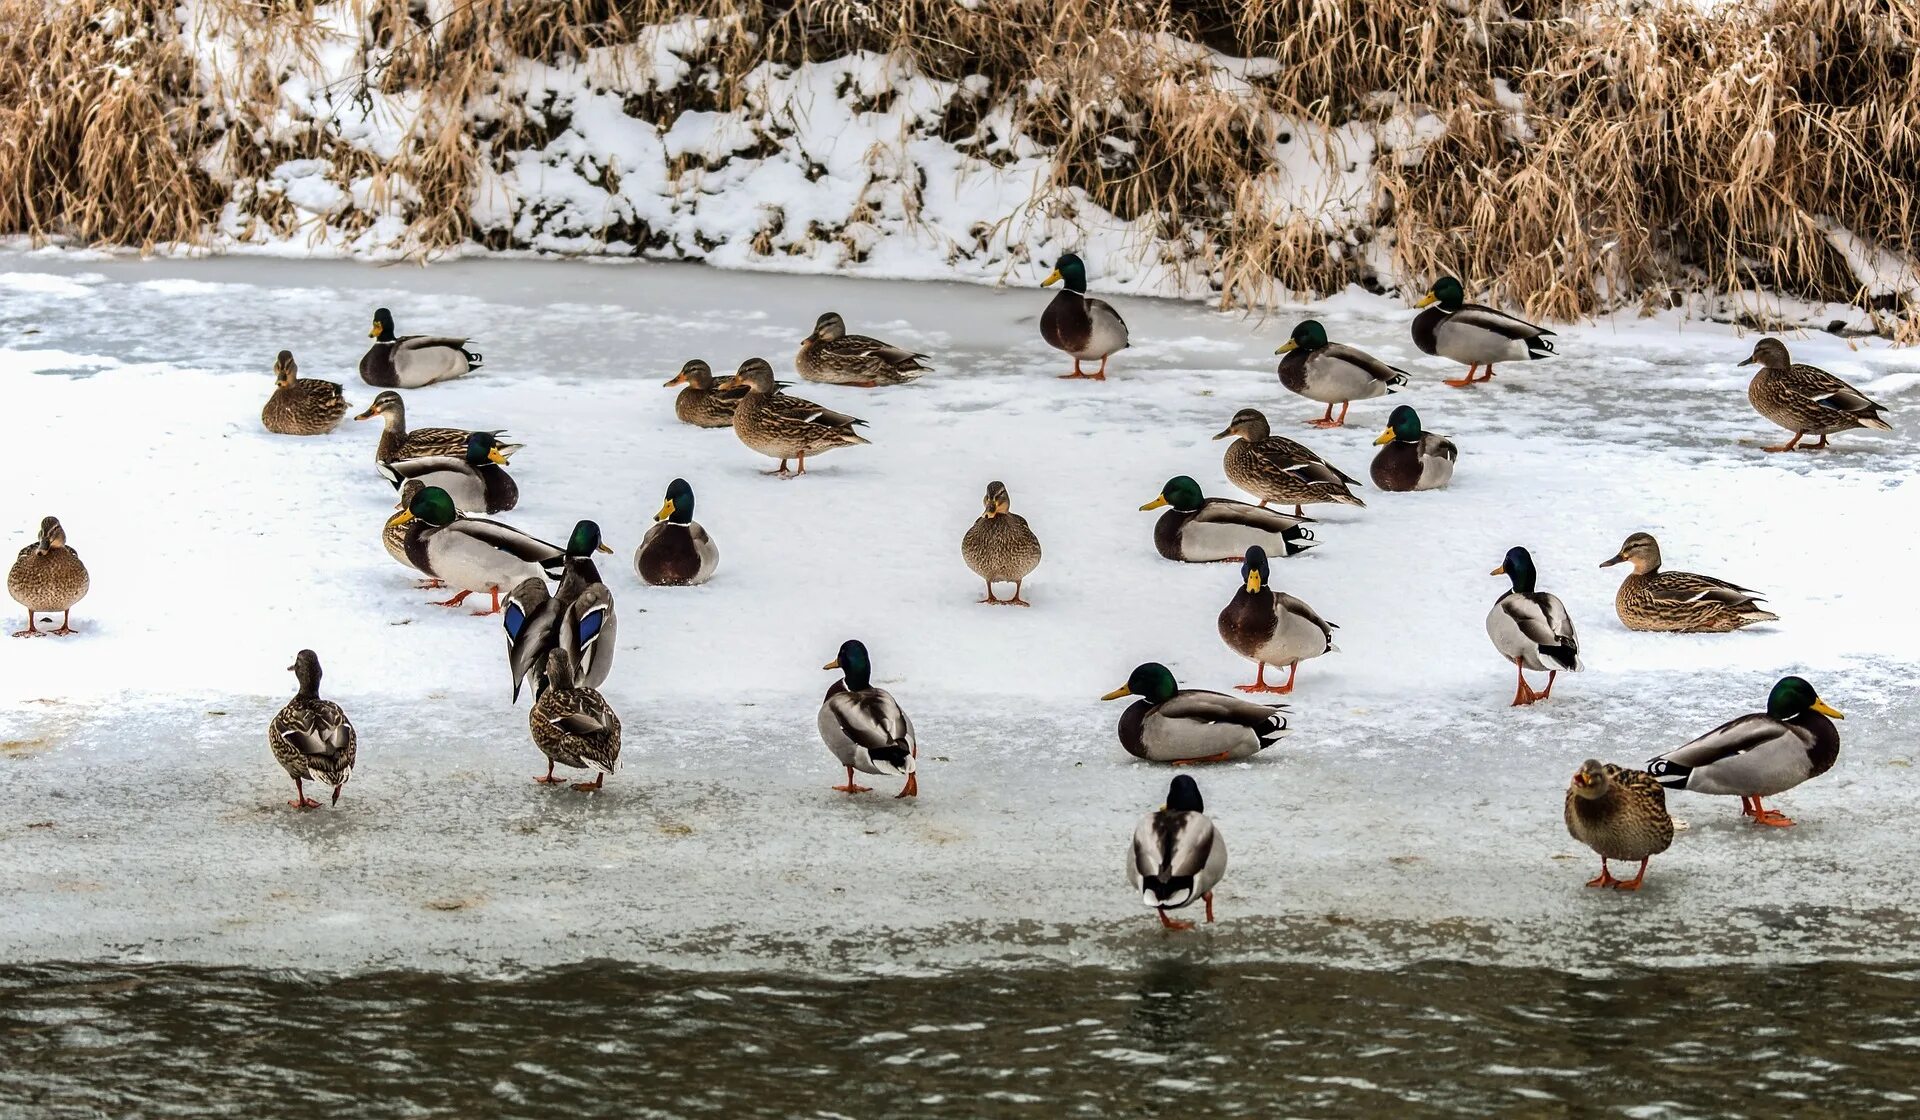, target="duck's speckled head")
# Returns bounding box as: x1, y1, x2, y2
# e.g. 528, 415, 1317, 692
981, 481, 1011, 518
724, 358, 779, 394
657, 478, 695, 524
1492, 546, 1537, 593
824, 639, 873, 690
1103, 662, 1177, 705
1142, 475, 1205, 513
1240, 545, 1271, 594
370, 307, 396, 341
809, 312, 847, 342
1375, 404, 1424, 445
288, 649, 322, 696
664, 359, 712, 388
1768, 676, 1843, 722
1415, 276, 1465, 310
1165, 774, 1204, 813
1600, 532, 1661, 574
1212, 408, 1270, 443
272, 350, 298, 387
1738, 337, 1792, 370
1570, 759, 1611, 799
34, 516, 66, 553
1041, 253, 1088, 292
354, 390, 404, 421
1276, 319, 1329, 355
567, 520, 613, 557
